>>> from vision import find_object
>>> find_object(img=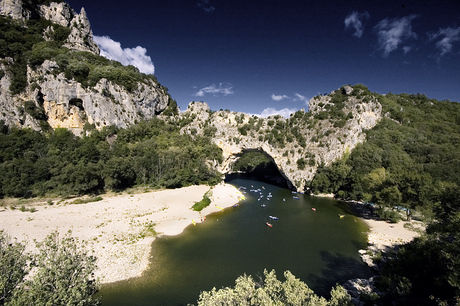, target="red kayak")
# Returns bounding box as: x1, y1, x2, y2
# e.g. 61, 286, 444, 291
266, 222, 273, 228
